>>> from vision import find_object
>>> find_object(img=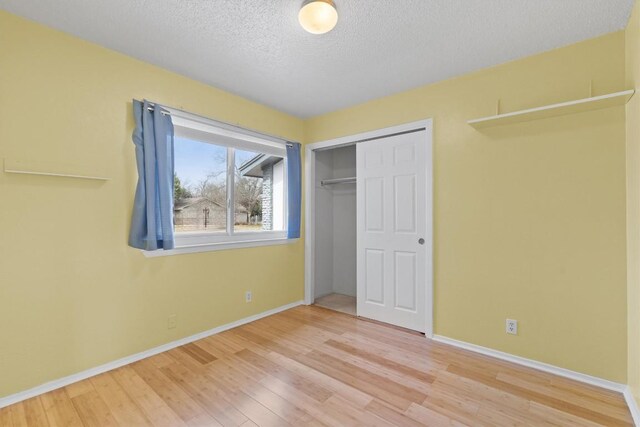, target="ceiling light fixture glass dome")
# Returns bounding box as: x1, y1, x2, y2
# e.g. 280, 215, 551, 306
298, 0, 338, 35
